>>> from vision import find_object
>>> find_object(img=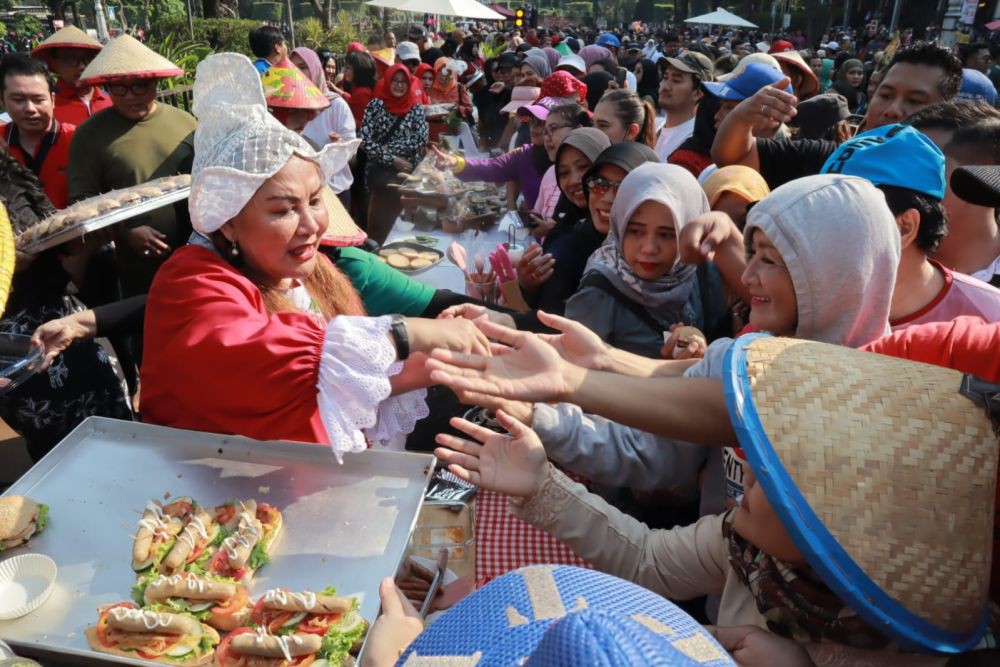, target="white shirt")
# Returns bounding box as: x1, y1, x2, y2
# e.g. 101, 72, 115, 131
303, 96, 356, 194
654, 116, 696, 162
971, 254, 1000, 285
